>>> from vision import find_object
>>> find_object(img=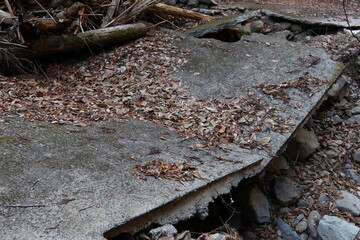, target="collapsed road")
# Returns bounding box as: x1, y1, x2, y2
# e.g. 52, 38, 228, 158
0, 7, 355, 240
